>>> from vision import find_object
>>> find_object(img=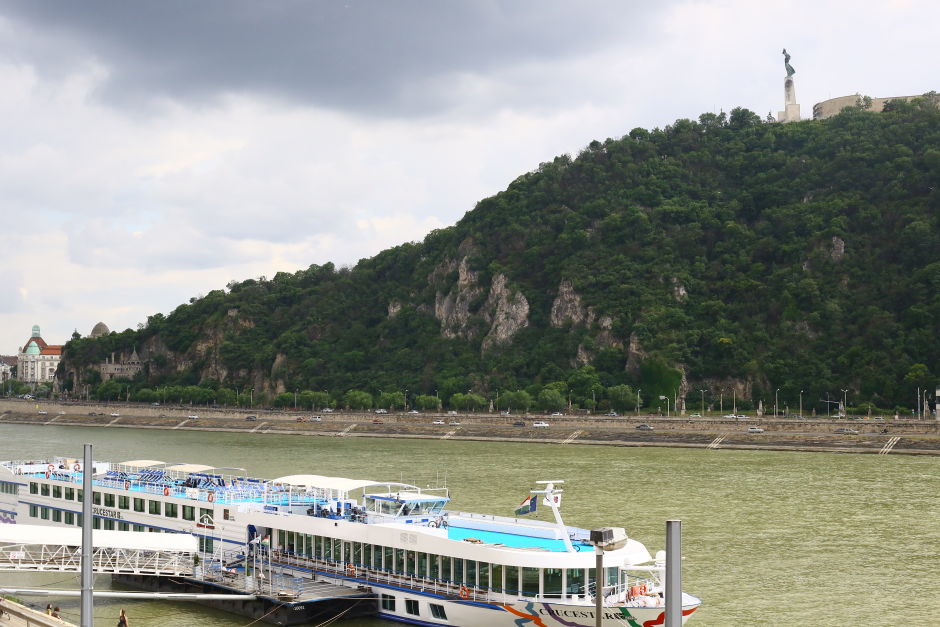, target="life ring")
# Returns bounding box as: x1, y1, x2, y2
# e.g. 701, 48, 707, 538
73, 463, 81, 472
47, 464, 55, 472
124, 481, 131, 490
346, 564, 356, 577
207, 492, 214, 503
163, 487, 170, 496
459, 585, 470, 600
